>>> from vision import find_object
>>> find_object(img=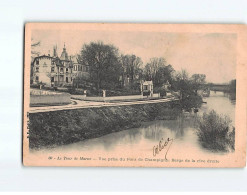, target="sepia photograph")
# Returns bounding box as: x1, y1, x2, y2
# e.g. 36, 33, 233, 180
23, 23, 246, 167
